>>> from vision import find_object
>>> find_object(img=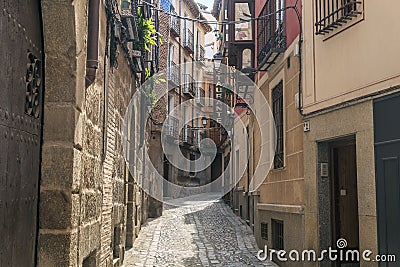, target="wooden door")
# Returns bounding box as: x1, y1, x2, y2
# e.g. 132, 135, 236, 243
331, 139, 360, 266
